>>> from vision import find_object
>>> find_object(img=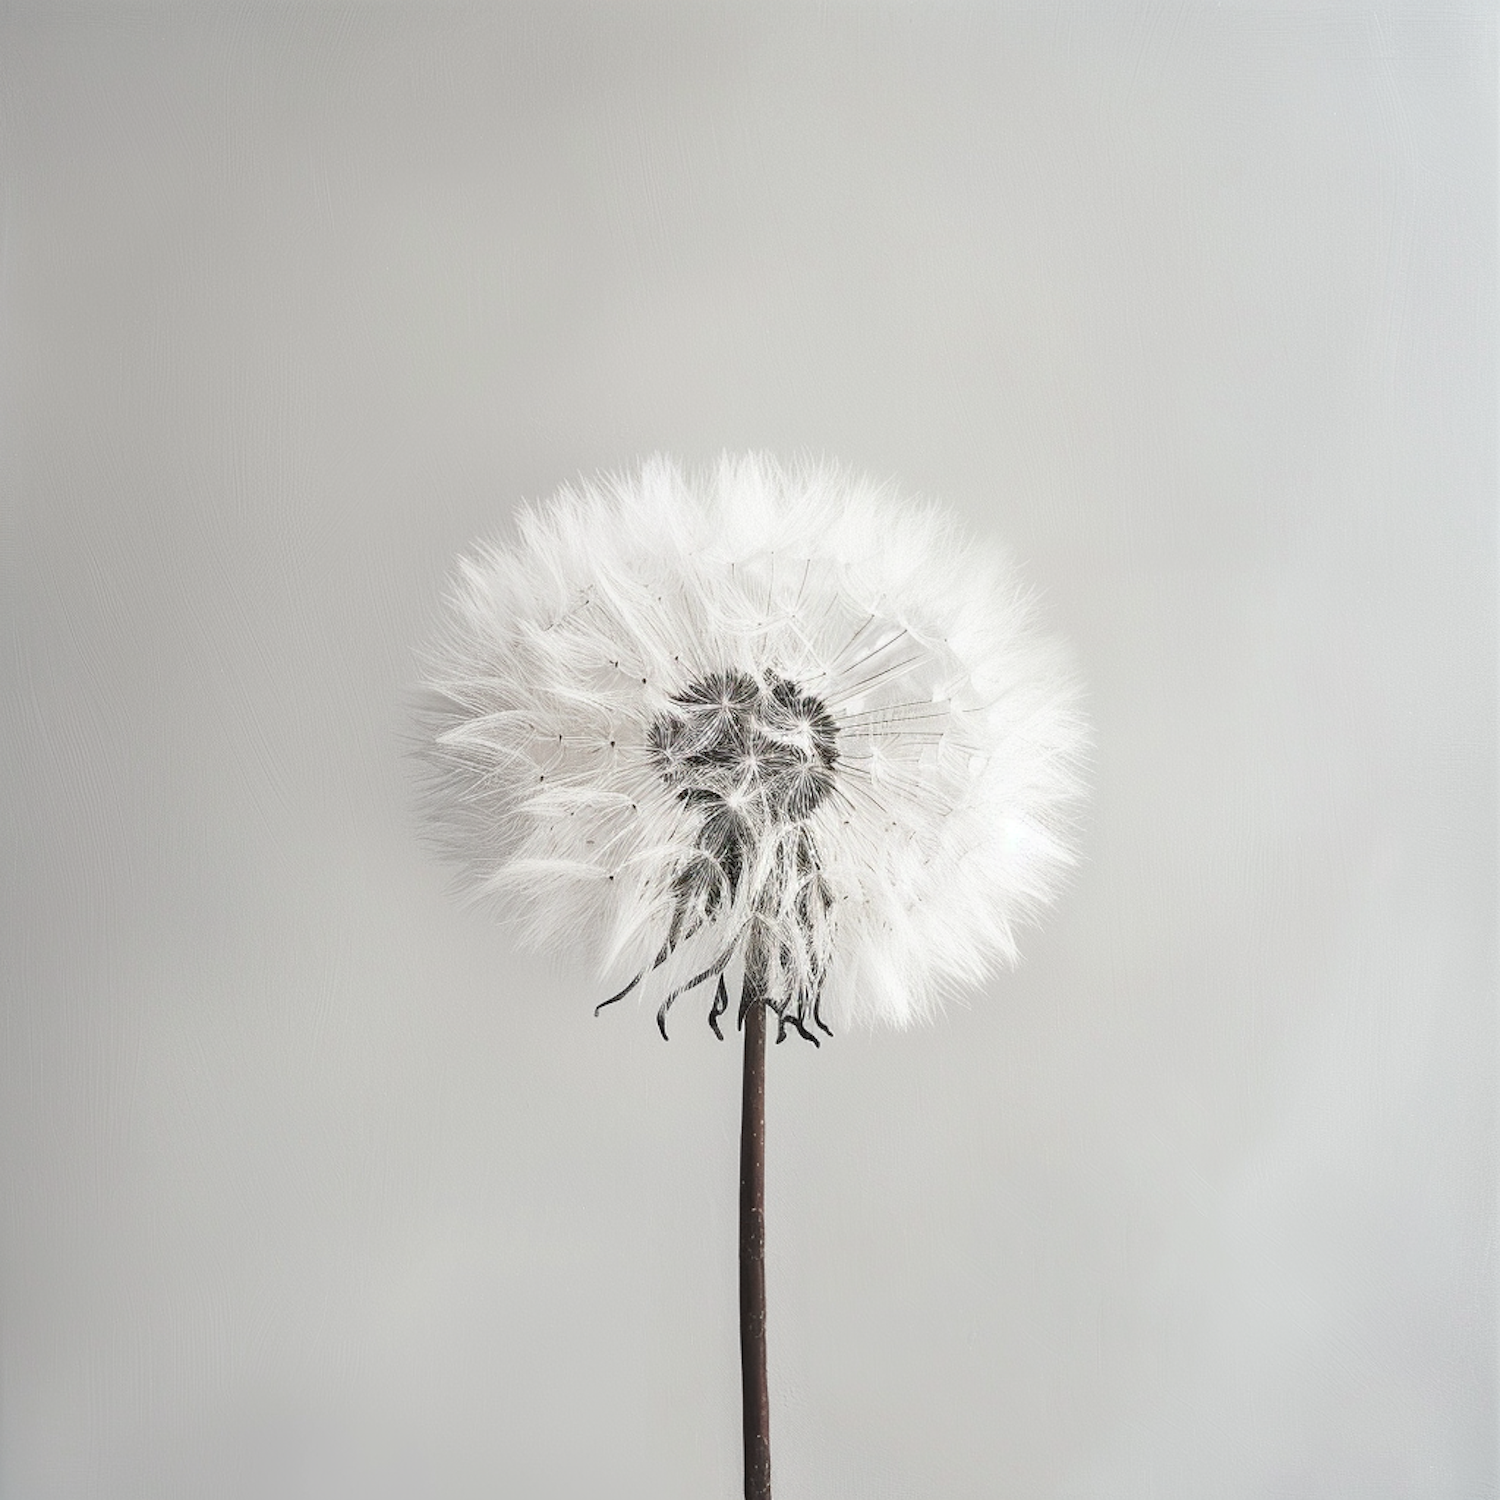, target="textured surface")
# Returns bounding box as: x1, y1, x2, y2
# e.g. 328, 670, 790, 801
1, 6, 1493, 1497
